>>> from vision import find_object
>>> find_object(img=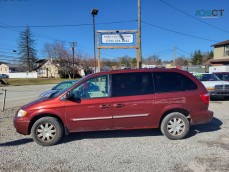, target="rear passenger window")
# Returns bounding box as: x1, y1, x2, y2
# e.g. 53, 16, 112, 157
154, 72, 197, 93
112, 72, 154, 97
